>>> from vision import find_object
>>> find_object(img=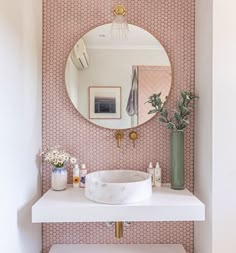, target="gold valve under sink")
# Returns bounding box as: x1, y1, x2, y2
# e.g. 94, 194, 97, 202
115, 222, 123, 239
